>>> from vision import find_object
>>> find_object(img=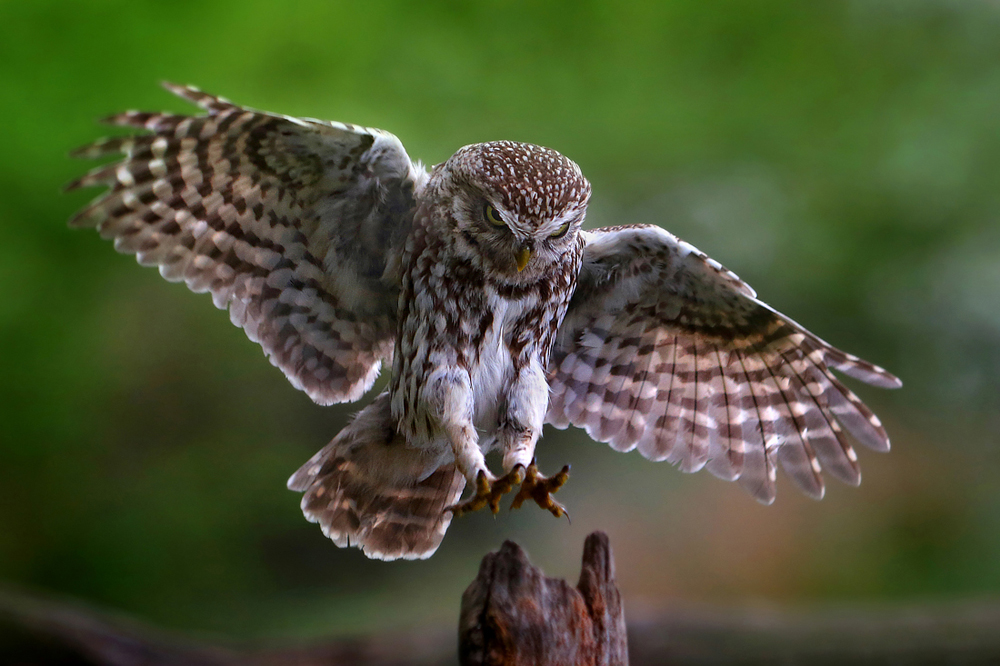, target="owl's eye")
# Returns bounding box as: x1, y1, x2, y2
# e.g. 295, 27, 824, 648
484, 204, 506, 228
550, 219, 572, 239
